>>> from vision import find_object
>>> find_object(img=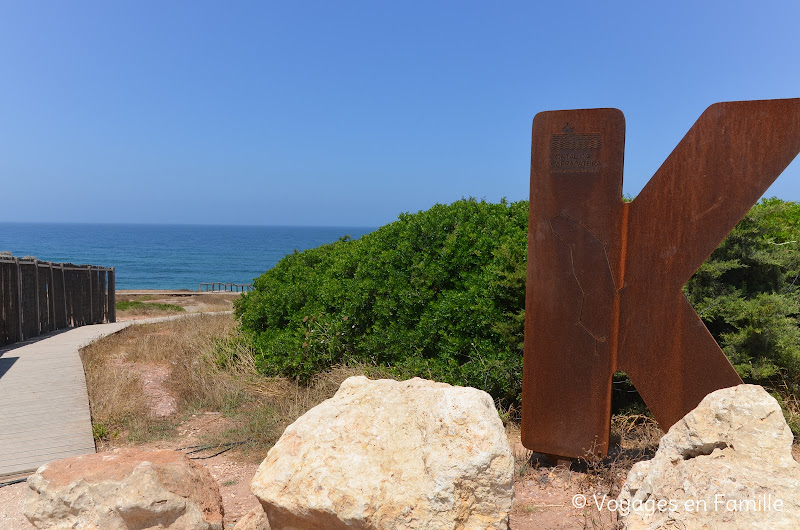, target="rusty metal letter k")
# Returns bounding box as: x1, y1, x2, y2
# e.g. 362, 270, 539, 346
522, 99, 800, 459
